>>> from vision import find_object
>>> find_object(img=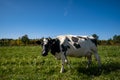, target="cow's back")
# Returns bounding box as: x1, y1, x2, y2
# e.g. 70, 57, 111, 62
57, 35, 97, 57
